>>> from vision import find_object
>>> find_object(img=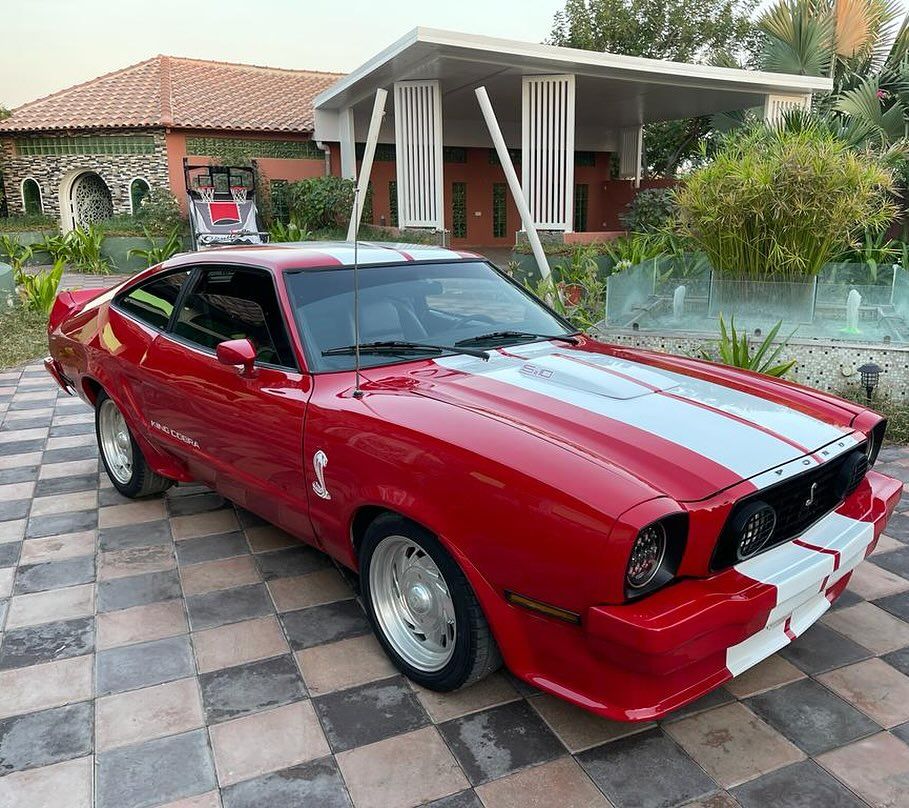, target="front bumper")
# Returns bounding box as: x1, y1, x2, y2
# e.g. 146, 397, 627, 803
502, 469, 902, 721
